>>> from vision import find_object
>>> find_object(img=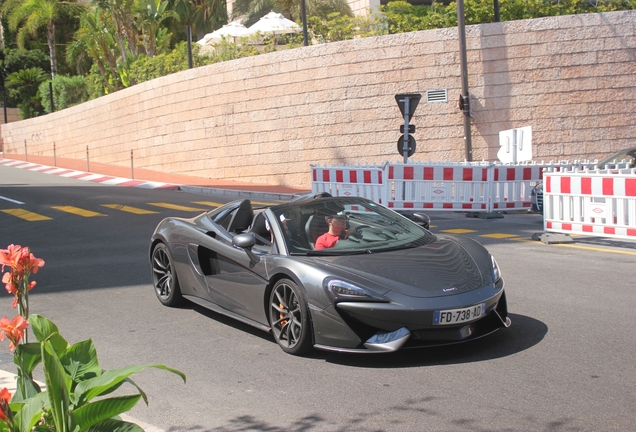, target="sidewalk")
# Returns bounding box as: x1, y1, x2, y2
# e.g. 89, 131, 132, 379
0, 153, 311, 201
